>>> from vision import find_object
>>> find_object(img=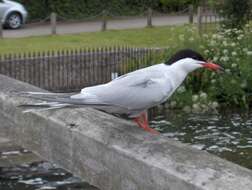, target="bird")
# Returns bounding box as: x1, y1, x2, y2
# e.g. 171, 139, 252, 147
17, 49, 223, 134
